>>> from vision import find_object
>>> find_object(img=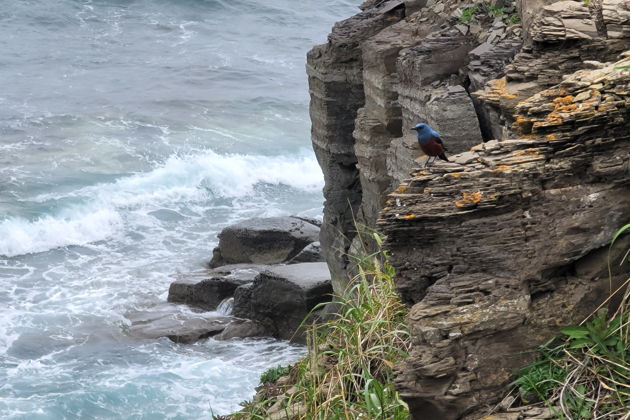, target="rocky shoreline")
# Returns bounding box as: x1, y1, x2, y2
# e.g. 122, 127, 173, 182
128, 216, 332, 344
